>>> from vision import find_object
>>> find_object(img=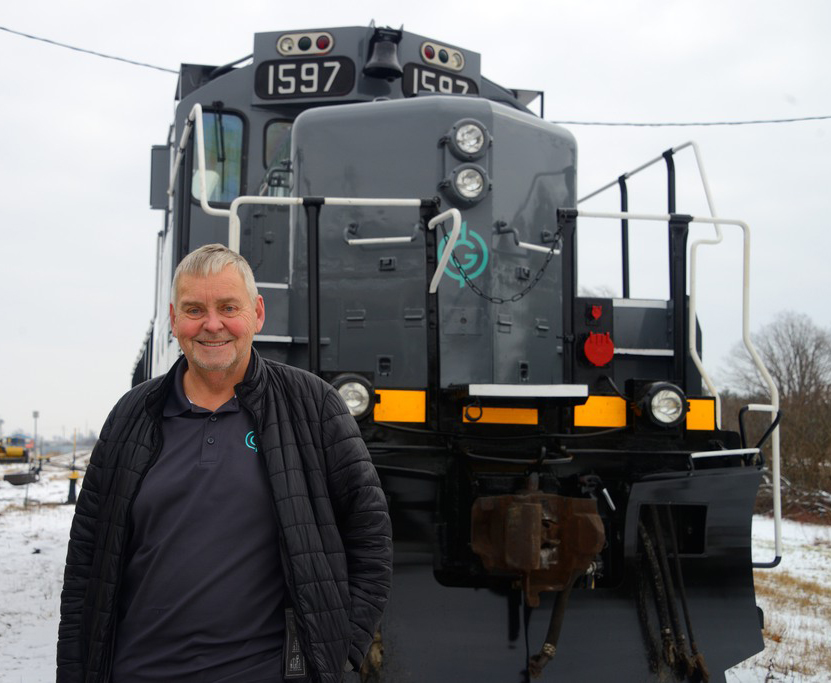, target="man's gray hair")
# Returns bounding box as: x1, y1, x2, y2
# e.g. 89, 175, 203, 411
171, 244, 258, 306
